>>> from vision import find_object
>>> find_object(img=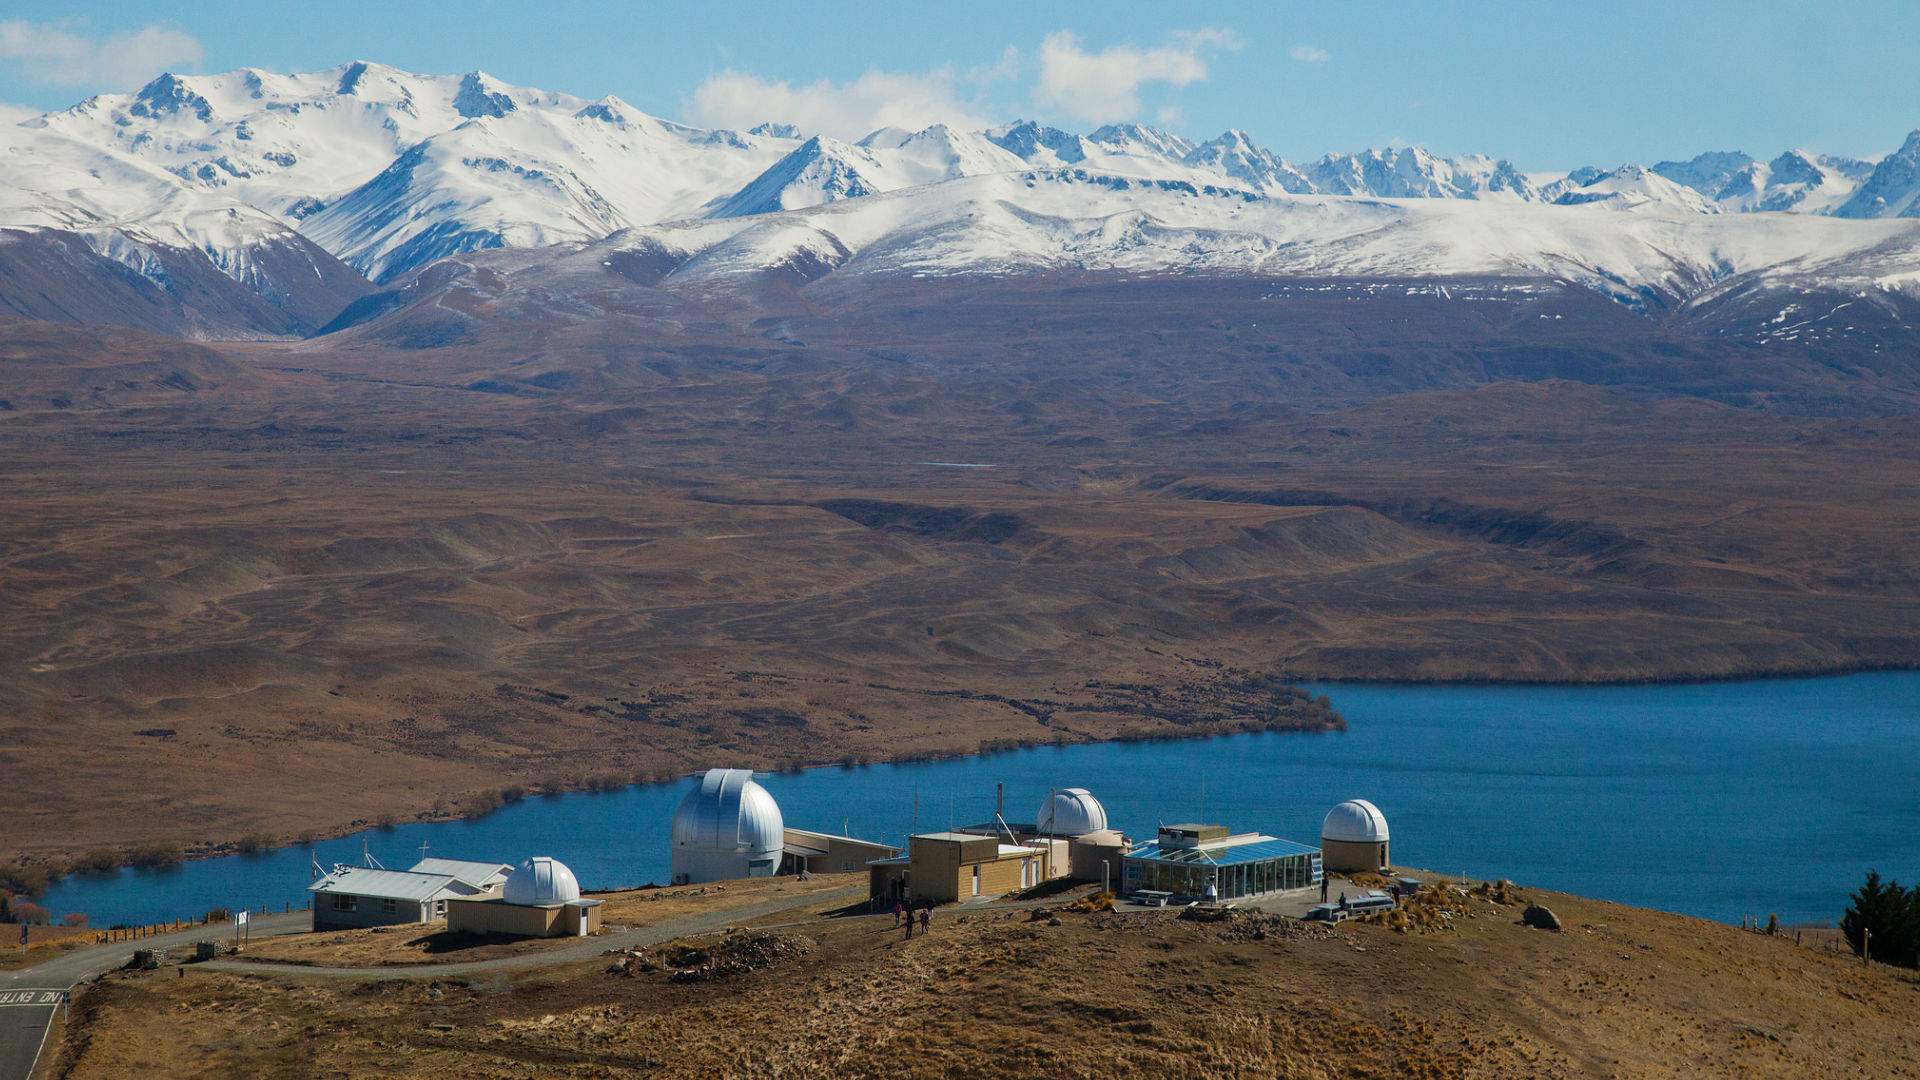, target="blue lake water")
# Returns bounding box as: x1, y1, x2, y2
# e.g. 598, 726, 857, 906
39, 671, 1920, 929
